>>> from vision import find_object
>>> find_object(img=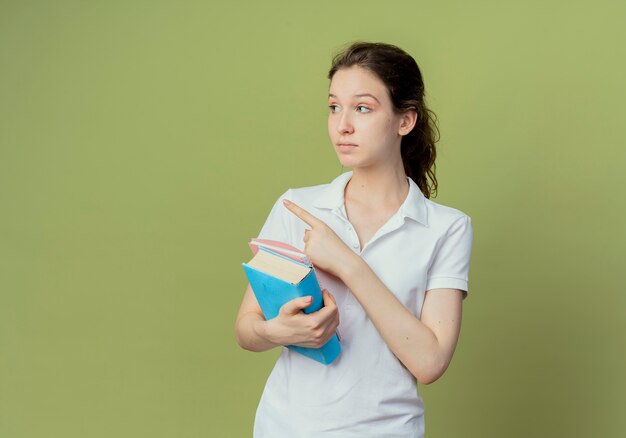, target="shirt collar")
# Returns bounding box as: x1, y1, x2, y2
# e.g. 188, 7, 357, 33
312, 171, 428, 226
